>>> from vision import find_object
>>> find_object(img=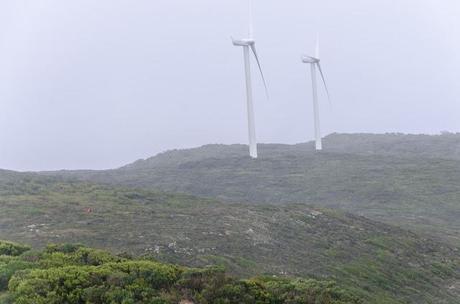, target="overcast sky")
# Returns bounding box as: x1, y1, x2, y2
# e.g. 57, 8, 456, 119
0, 0, 459, 171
